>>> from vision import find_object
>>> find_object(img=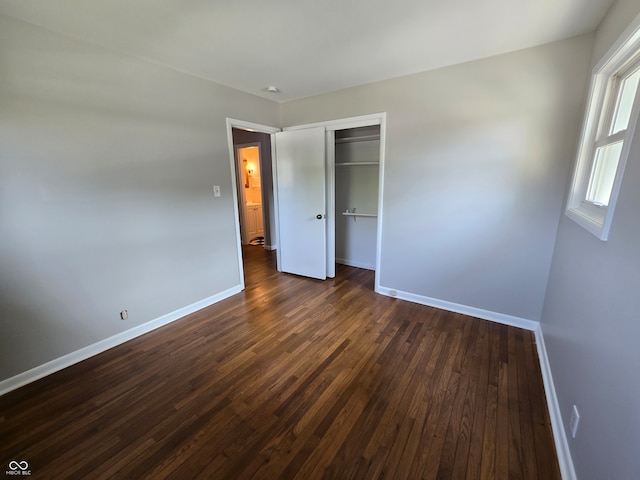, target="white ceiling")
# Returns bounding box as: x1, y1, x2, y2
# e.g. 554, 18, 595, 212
0, 0, 614, 102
